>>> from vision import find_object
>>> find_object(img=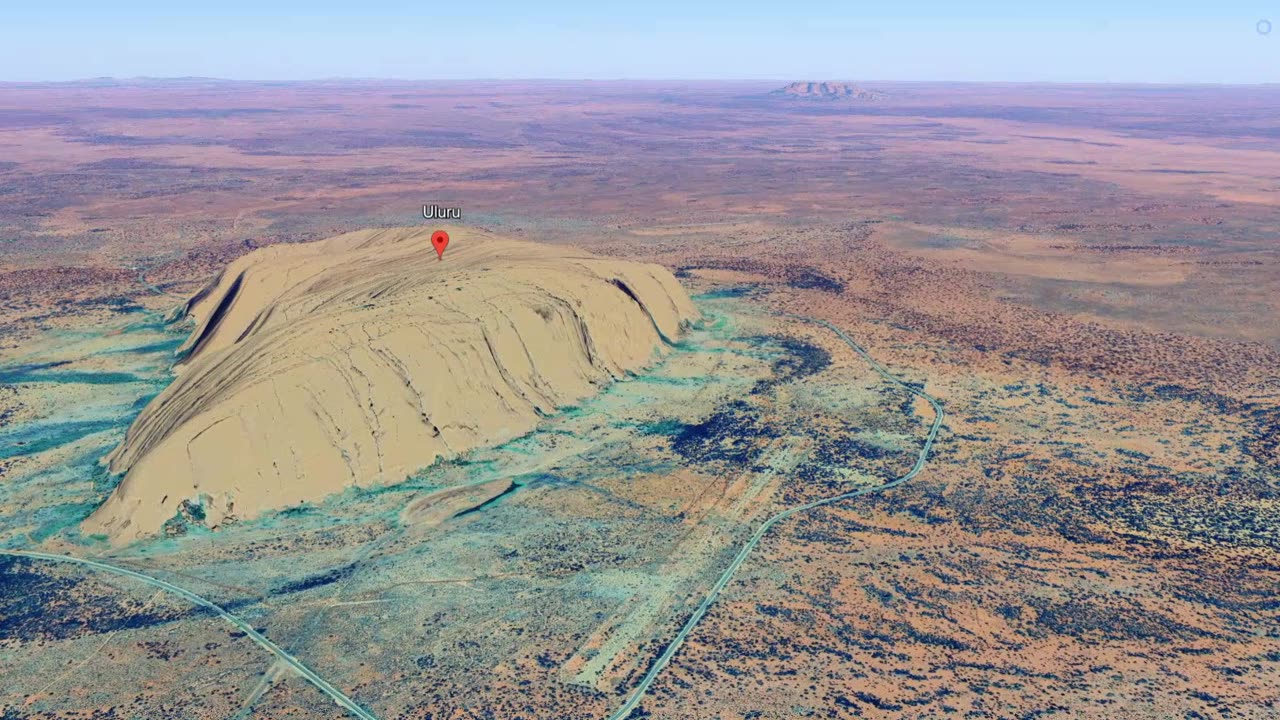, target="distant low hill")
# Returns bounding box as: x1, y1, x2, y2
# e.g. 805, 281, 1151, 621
772, 82, 886, 100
